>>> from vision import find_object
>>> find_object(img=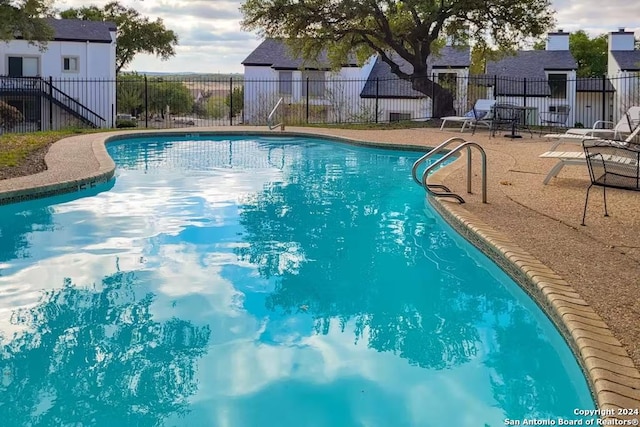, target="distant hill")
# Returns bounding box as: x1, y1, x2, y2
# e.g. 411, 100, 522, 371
130, 71, 244, 80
